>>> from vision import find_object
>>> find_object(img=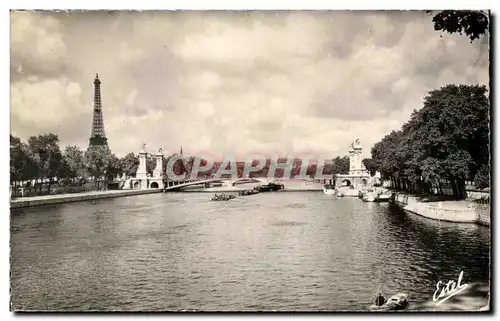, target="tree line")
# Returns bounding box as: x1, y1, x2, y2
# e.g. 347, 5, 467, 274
359, 10, 490, 200
10, 133, 352, 195
10, 134, 165, 195
362, 84, 489, 199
